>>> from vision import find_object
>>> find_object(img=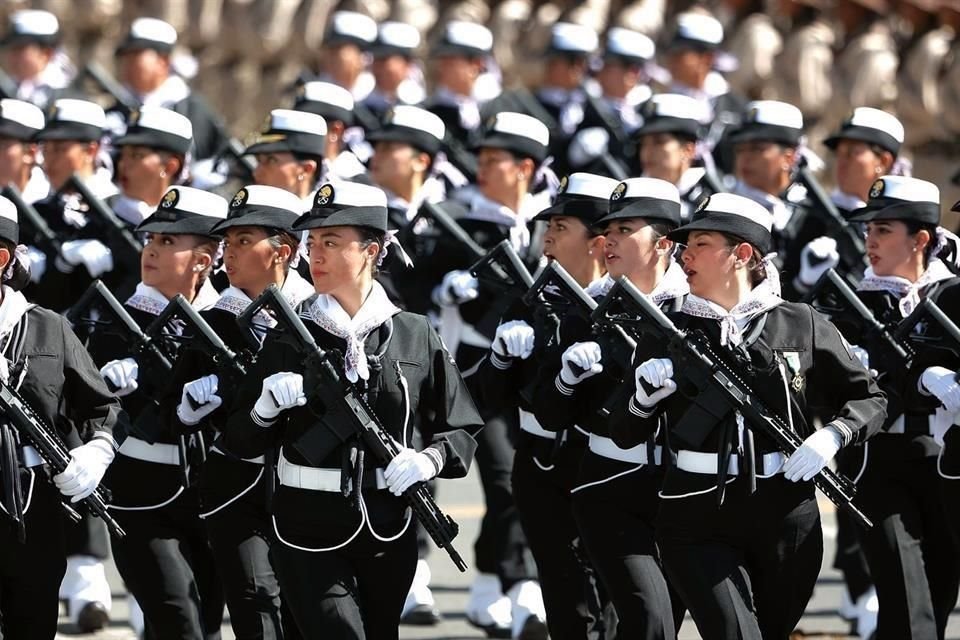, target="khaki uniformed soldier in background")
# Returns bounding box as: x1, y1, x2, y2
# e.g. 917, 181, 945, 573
720, 0, 783, 100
